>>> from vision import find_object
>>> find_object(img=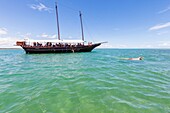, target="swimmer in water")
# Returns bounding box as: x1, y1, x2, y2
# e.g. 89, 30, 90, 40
121, 57, 143, 60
